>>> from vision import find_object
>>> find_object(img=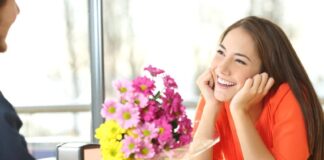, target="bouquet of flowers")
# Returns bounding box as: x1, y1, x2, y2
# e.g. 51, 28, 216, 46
95, 65, 193, 160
